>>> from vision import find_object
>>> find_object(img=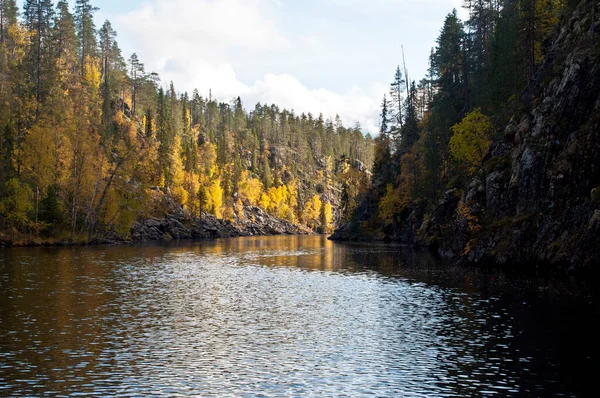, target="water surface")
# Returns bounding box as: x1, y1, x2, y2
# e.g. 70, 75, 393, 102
0, 236, 597, 396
